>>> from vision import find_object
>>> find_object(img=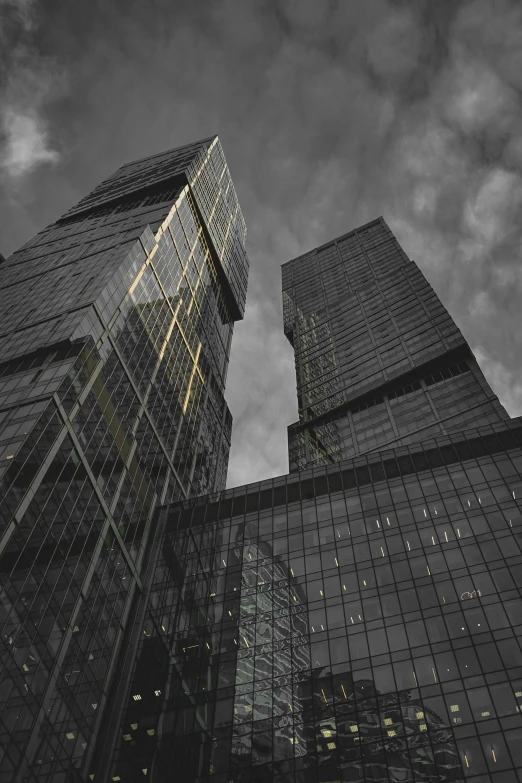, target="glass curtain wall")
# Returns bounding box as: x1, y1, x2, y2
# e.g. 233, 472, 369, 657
0, 137, 248, 781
